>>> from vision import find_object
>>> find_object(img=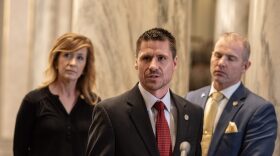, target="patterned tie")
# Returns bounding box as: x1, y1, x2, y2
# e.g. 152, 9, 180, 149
154, 101, 172, 156
201, 92, 224, 156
